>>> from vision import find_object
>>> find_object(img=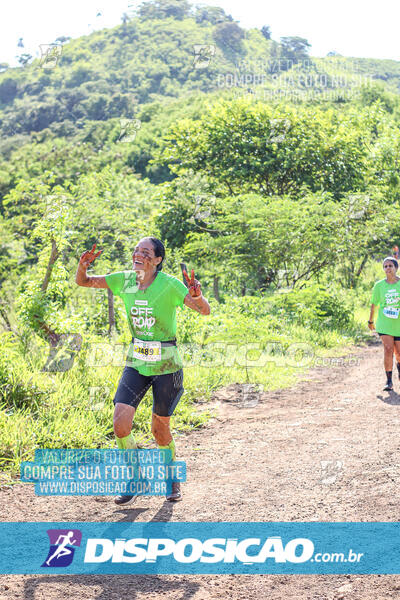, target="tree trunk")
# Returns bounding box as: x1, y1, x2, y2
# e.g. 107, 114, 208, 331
33, 238, 84, 372
35, 238, 61, 346
41, 239, 59, 292
0, 301, 12, 332
355, 254, 369, 279
213, 276, 220, 303
347, 263, 355, 288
